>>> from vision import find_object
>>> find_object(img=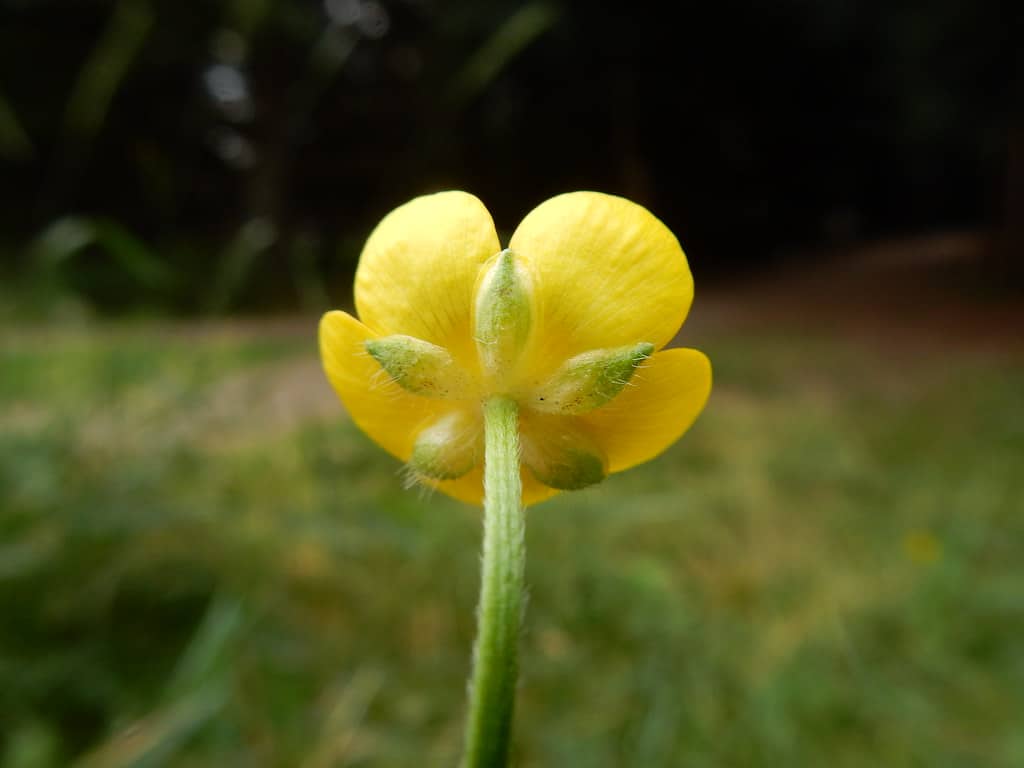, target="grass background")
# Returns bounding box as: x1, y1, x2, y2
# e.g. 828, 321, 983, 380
1, 299, 1022, 766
